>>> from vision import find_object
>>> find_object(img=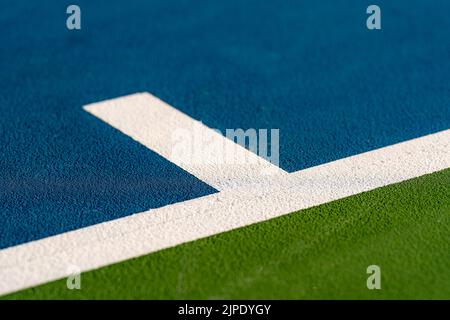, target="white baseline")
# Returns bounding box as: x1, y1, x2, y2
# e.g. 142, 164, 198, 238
0, 92, 449, 295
